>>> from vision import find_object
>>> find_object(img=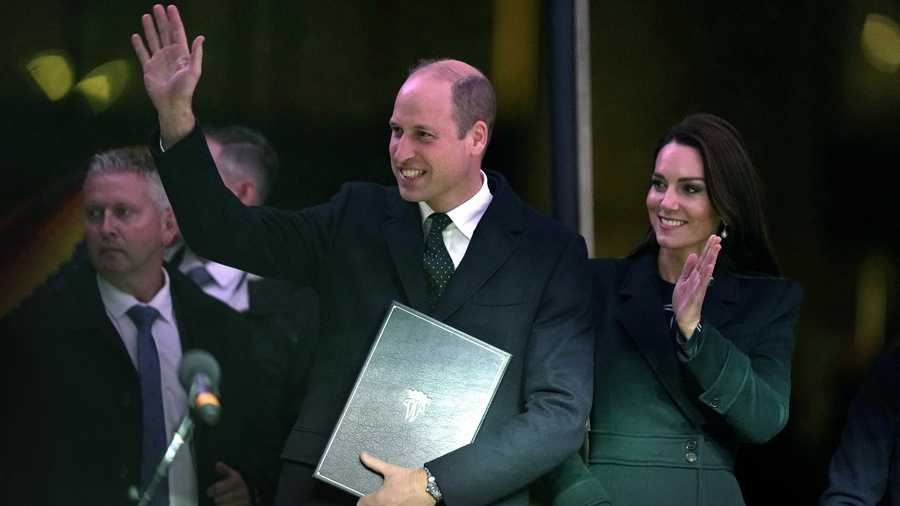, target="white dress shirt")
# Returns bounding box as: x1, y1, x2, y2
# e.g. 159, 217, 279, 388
97, 270, 198, 506
418, 170, 493, 267
177, 248, 254, 312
